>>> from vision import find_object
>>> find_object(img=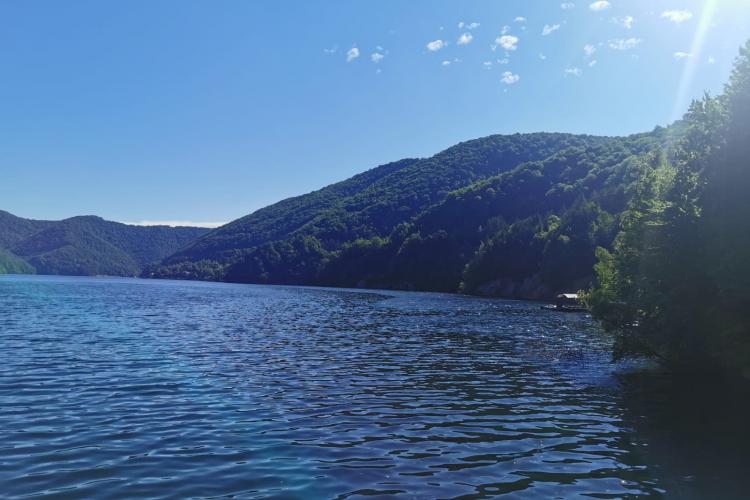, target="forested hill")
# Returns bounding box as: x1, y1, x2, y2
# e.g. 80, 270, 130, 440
0, 211, 209, 277
157, 132, 611, 282
151, 129, 674, 297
